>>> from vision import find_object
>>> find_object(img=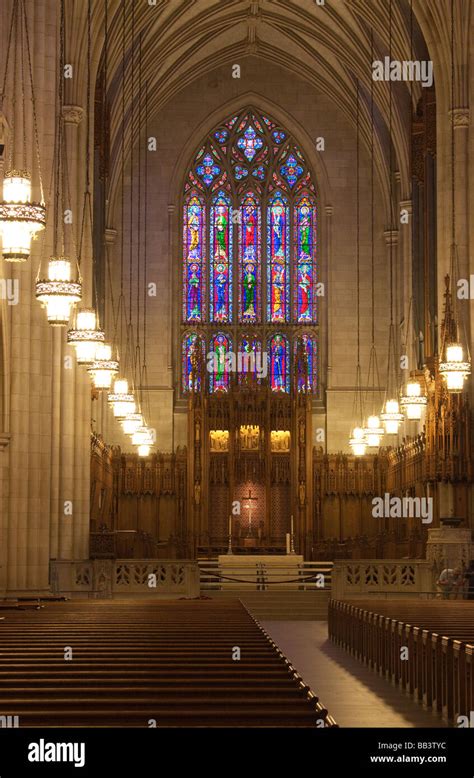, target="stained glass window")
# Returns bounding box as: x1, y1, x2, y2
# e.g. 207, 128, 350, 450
209, 333, 232, 393
269, 334, 289, 393
210, 191, 232, 323
182, 332, 204, 392
182, 109, 318, 395
238, 336, 262, 384
183, 193, 205, 323
239, 193, 261, 324
294, 195, 316, 323
267, 191, 289, 323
